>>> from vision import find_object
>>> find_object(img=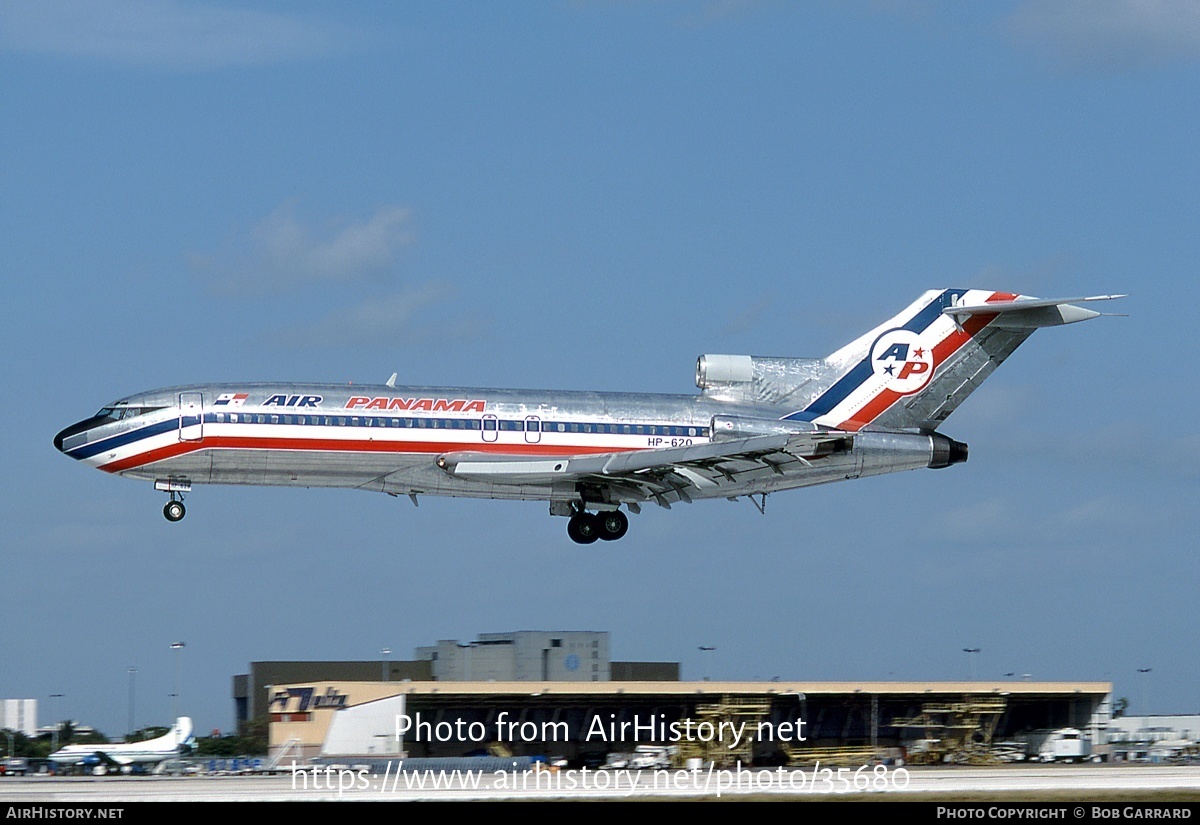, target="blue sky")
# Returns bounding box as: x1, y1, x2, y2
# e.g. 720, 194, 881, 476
2, 1, 1197, 739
